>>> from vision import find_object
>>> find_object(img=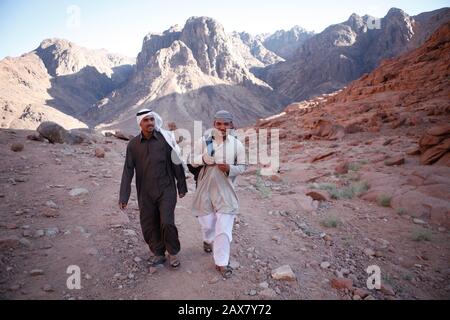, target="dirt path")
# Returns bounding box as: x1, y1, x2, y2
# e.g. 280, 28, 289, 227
1, 129, 449, 300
